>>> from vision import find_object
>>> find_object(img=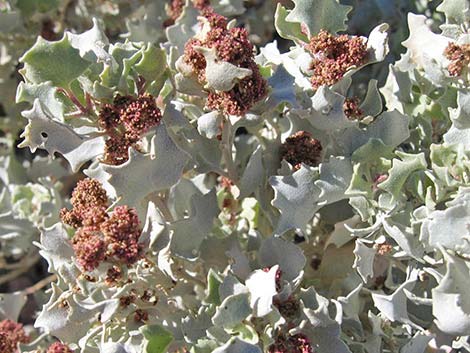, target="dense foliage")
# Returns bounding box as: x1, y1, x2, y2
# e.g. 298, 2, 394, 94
0, 0, 469, 352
